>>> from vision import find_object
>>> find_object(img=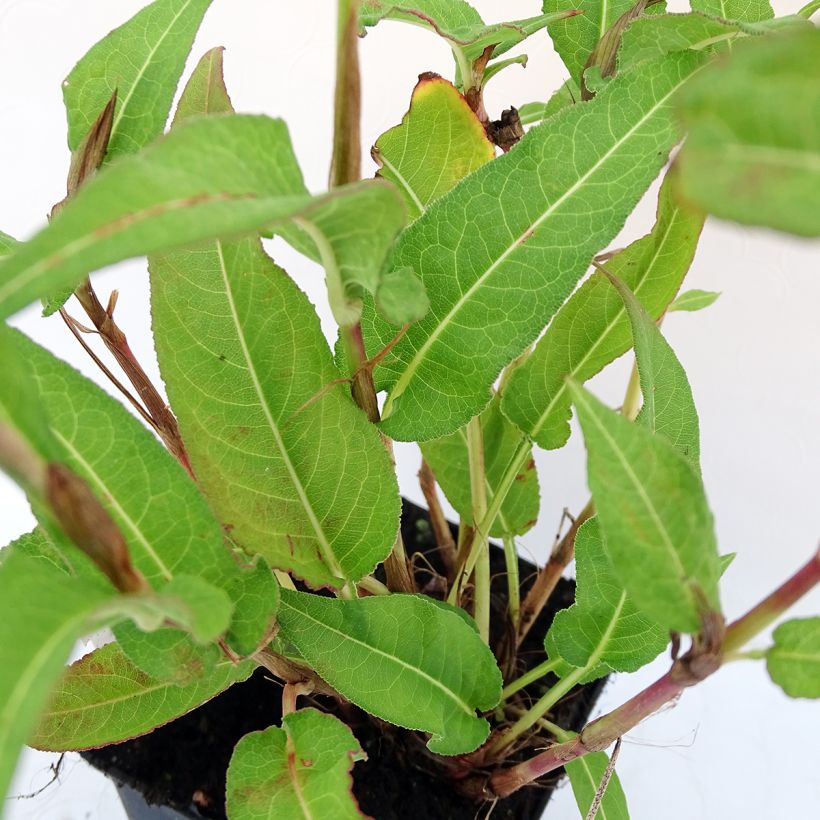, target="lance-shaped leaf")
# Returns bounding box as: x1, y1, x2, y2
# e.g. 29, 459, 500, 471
669, 288, 720, 313
31, 642, 253, 751
150, 51, 400, 591
566, 750, 630, 820
544, 0, 638, 82
678, 28, 820, 237
603, 272, 701, 465
569, 383, 721, 633
421, 395, 539, 537
0, 113, 406, 322
0, 528, 74, 577
767, 618, 820, 699
360, 2, 577, 64
547, 519, 667, 678
501, 169, 704, 451
277, 590, 502, 755
226, 709, 368, 820
690, 0, 772, 22
63, 0, 214, 162
5, 330, 277, 672
368, 53, 704, 442
372, 74, 494, 220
